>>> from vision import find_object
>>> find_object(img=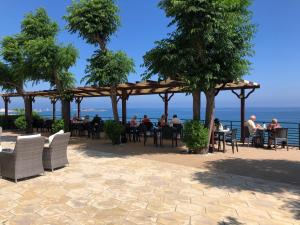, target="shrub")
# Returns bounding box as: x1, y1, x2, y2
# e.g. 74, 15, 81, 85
104, 120, 124, 145
15, 116, 27, 130
52, 119, 64, 133
183, 120, 209, 154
